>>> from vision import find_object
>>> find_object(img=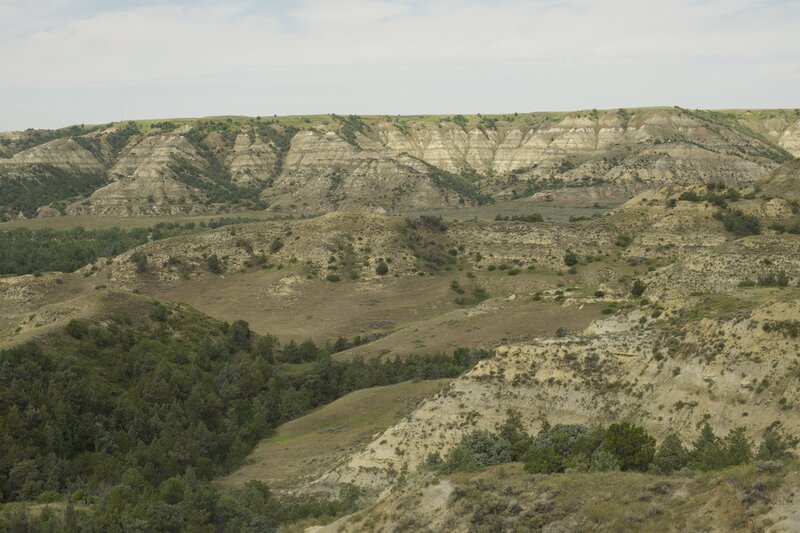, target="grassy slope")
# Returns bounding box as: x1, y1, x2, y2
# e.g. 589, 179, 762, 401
219, 379, 450, 491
